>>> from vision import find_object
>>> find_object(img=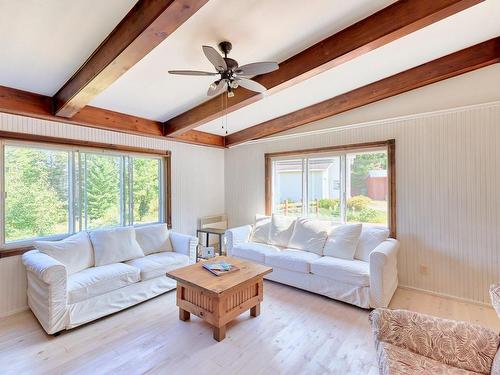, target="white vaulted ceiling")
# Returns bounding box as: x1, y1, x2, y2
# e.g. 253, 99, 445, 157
0, 0, 137, 96
89, 0, 395, 121
0, 0, 499, 138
